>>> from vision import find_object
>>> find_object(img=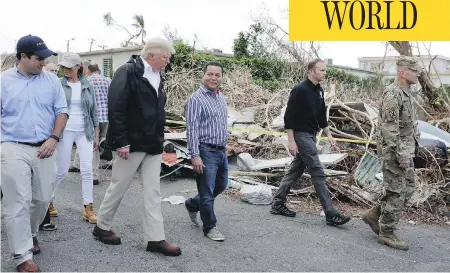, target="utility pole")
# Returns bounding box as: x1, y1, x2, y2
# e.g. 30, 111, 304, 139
89, 38, 95, 51
98, 44, 108, 50
66, 37, 75, 52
